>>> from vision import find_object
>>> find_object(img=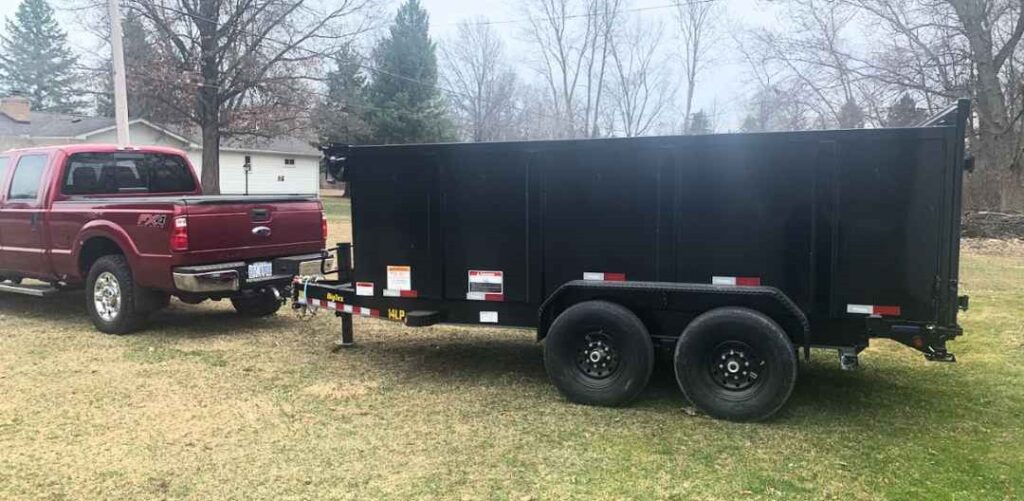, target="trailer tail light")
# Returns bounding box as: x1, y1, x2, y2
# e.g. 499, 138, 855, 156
170, 216, 189, 251
321, 214, 328, 242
